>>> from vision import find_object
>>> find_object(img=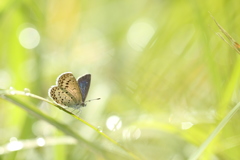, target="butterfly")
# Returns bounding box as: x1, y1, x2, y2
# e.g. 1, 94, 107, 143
49, 72, 99, 109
